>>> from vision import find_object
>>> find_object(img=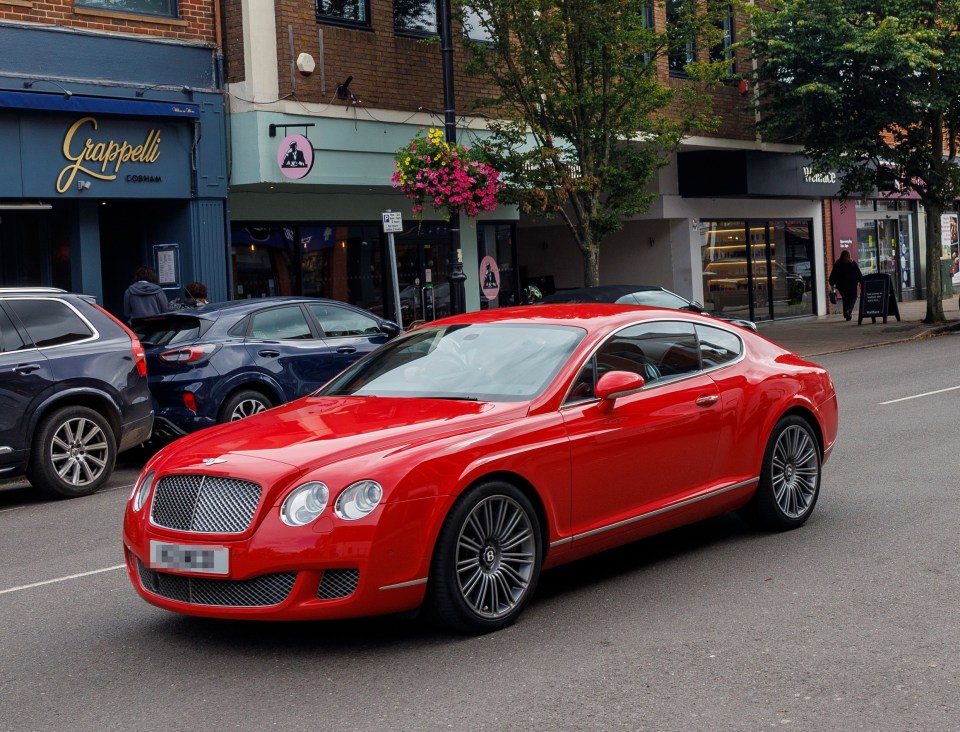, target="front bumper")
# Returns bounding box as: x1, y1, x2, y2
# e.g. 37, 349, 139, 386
122, 495, 445, 621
